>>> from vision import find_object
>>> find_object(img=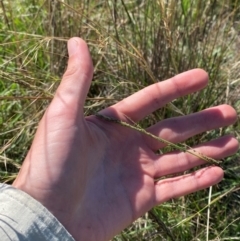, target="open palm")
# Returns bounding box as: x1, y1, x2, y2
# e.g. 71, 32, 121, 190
13, 38, 238, 241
